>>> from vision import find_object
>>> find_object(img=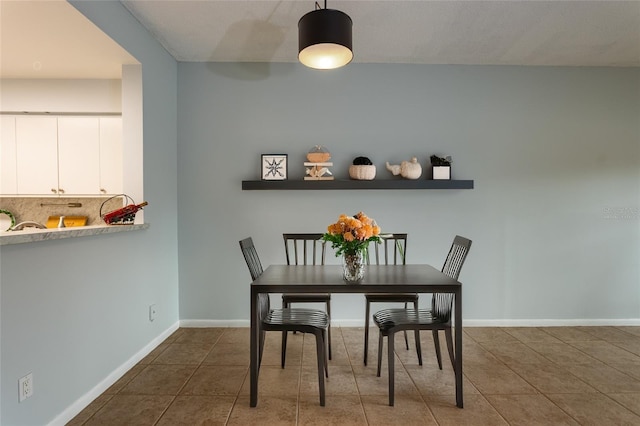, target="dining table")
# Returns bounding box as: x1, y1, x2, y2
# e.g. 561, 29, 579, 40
249, 264, 464, 408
